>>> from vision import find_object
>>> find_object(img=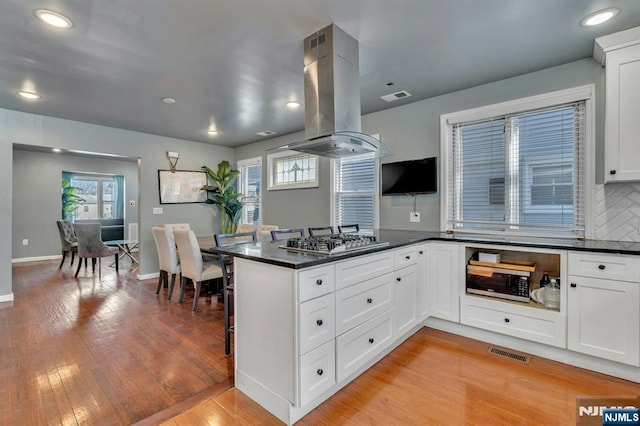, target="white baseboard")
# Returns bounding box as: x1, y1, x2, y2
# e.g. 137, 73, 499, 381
0, 293, 15, 303
12, 255, 60, 264
137, 272, 159, 281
